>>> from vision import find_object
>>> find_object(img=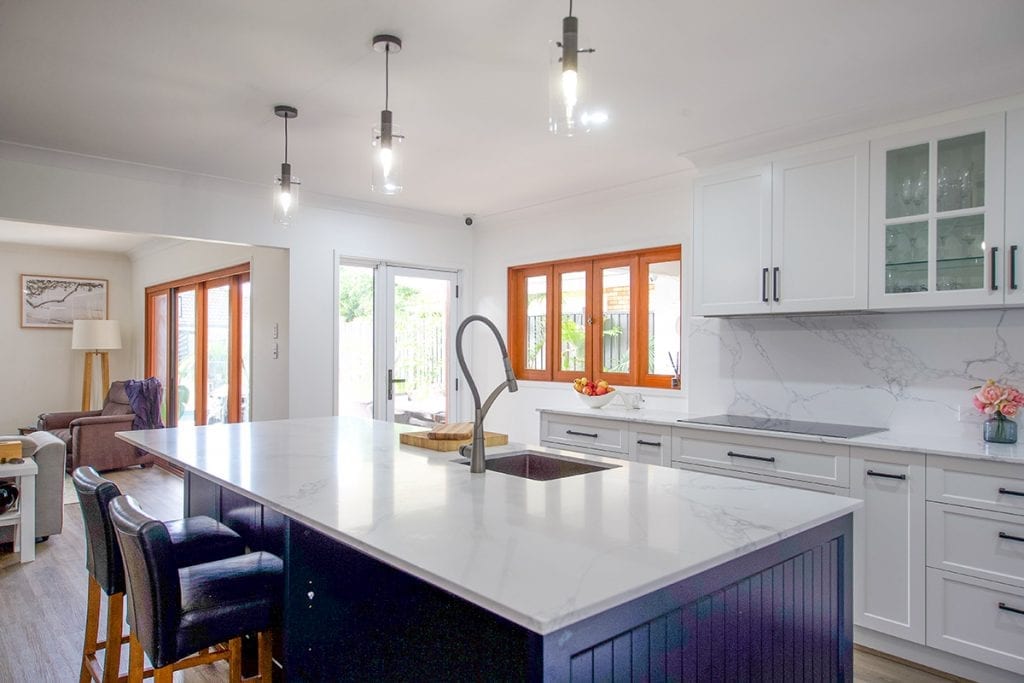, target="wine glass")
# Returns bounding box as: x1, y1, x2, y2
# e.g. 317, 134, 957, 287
912, 170, 927, 209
